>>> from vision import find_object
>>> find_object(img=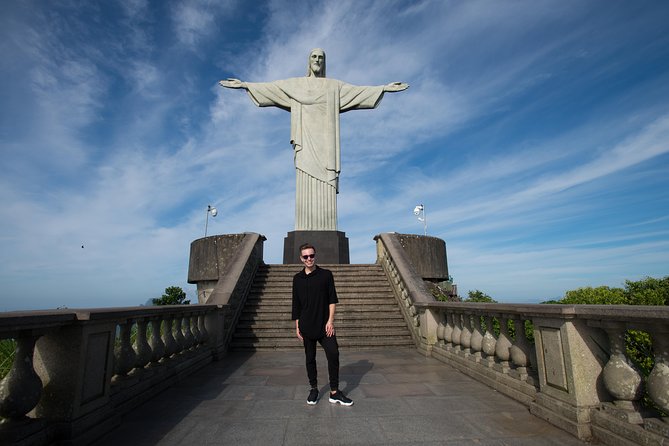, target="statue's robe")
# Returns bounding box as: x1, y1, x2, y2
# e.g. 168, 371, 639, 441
244, 77, 385, 230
